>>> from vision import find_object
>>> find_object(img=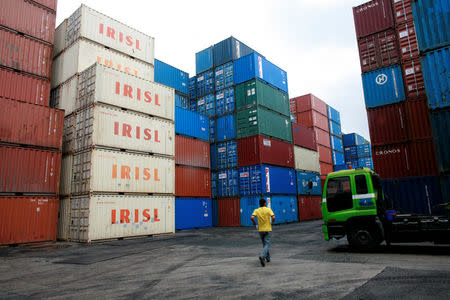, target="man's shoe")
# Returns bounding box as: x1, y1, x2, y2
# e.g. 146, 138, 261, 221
259, 256, 265, 267
266, 257, 270, 263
